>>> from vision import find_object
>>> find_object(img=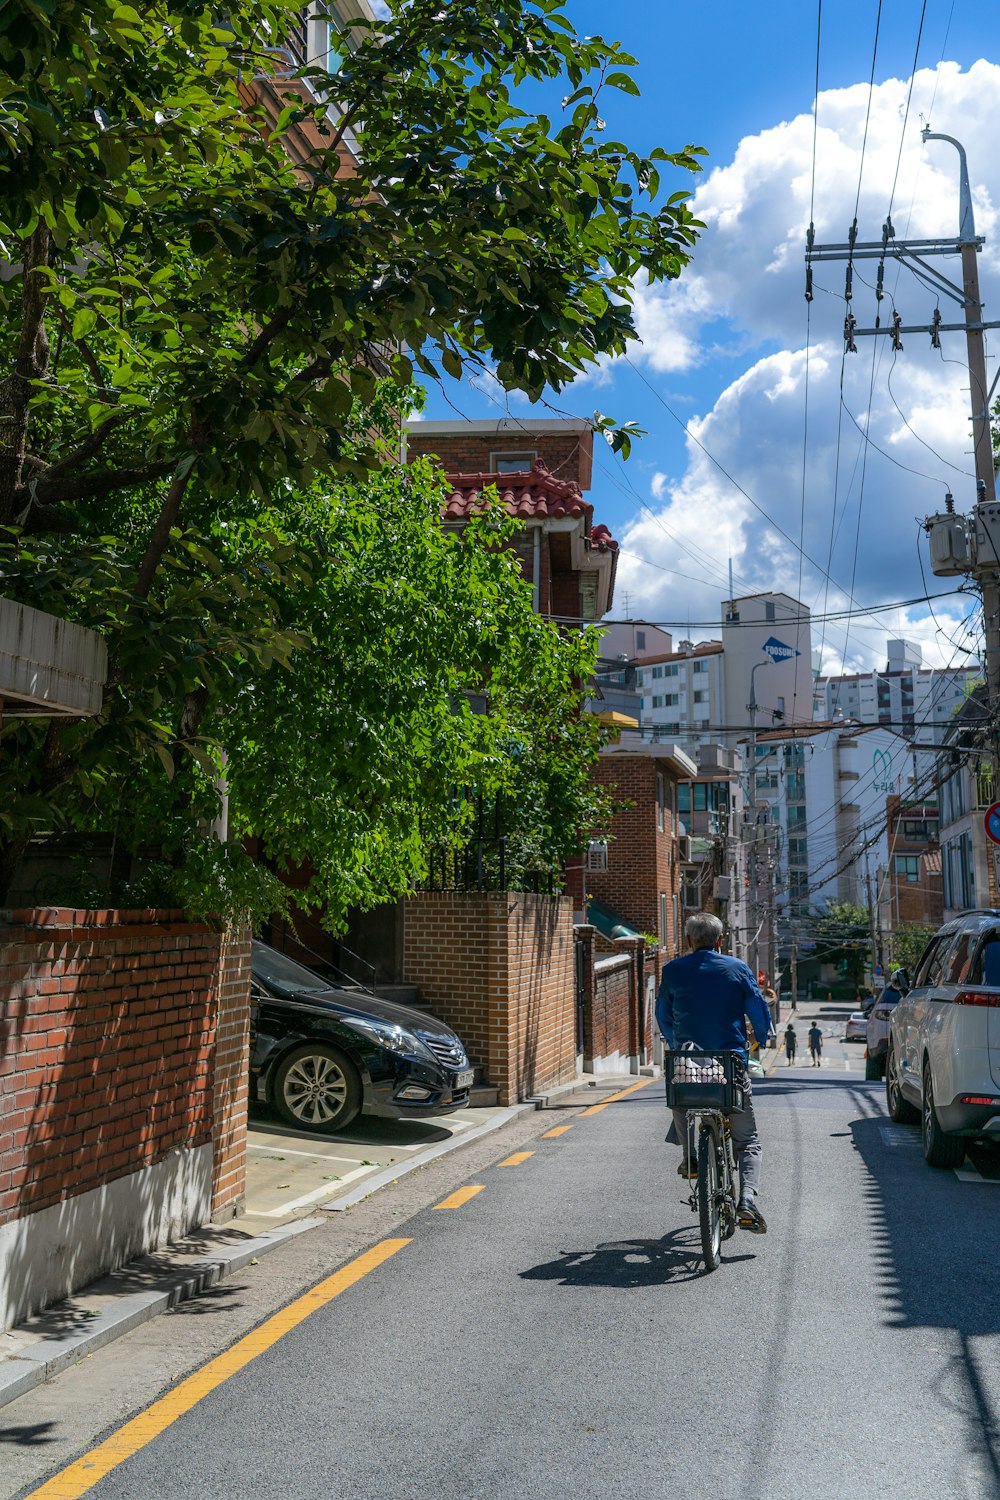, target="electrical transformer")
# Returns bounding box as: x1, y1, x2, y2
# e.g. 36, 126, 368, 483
925, 511, 971, 576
